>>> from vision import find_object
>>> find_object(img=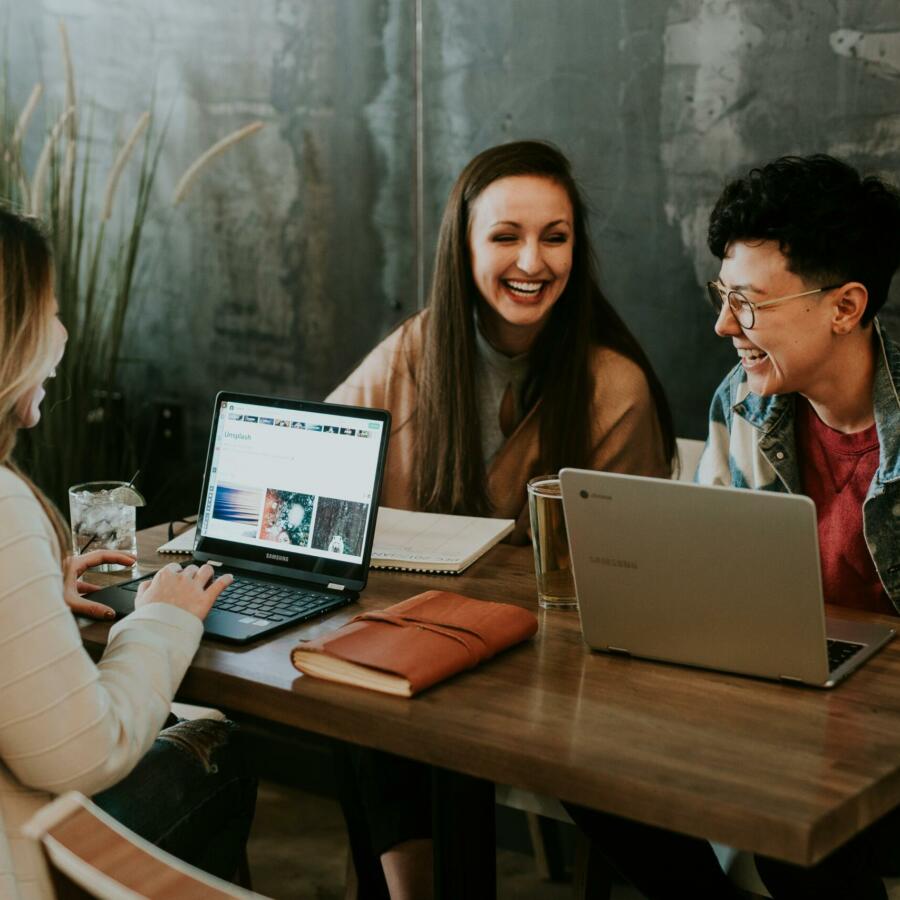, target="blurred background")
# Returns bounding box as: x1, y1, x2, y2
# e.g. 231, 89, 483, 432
4, 0, 899, 524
